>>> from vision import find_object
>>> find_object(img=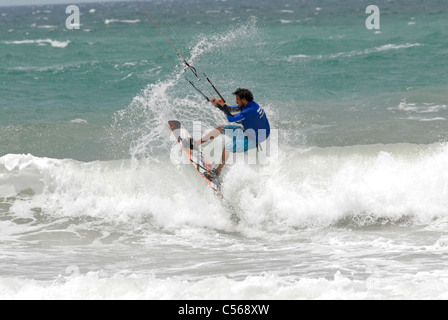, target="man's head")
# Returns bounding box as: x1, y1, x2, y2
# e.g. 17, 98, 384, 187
233, 88, 254, 108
